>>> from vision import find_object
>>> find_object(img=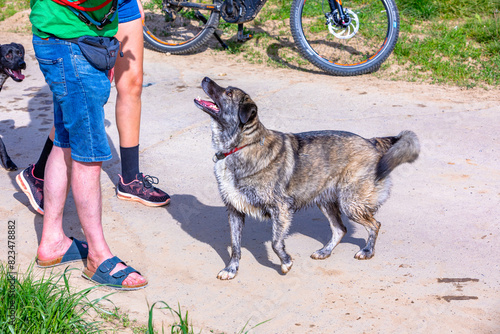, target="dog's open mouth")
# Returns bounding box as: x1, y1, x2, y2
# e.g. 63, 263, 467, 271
4, 68, 25, 82
194, 97, 219, 114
